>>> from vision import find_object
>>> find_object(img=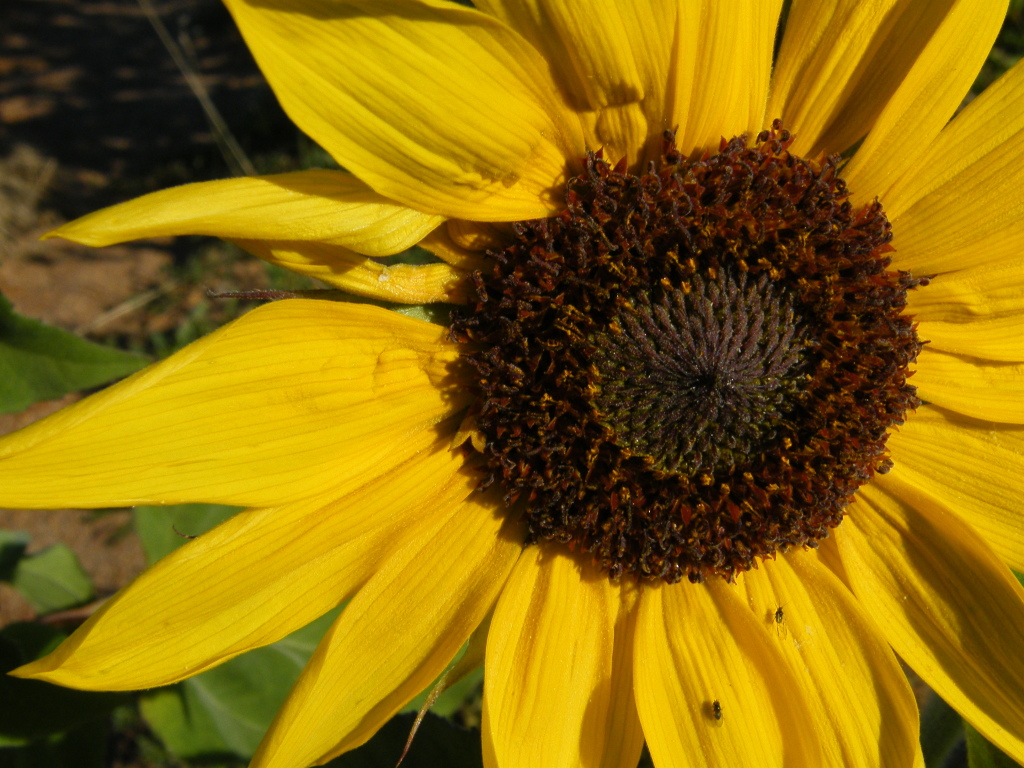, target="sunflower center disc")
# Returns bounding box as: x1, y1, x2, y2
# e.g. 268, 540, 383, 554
451, 123, 925, 583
